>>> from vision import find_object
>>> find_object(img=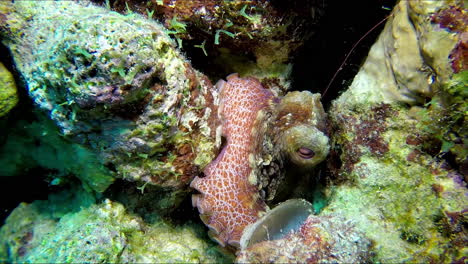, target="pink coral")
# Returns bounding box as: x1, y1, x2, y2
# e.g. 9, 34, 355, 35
190, 73, 273, 248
